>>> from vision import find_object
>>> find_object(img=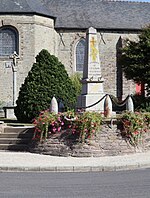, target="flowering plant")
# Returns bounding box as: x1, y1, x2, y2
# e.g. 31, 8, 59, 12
33, 110, 102, 143
33, 110, 64, 141
76, 111, 102, 142
144, 112, 150, 127
121, 111, 150, 146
